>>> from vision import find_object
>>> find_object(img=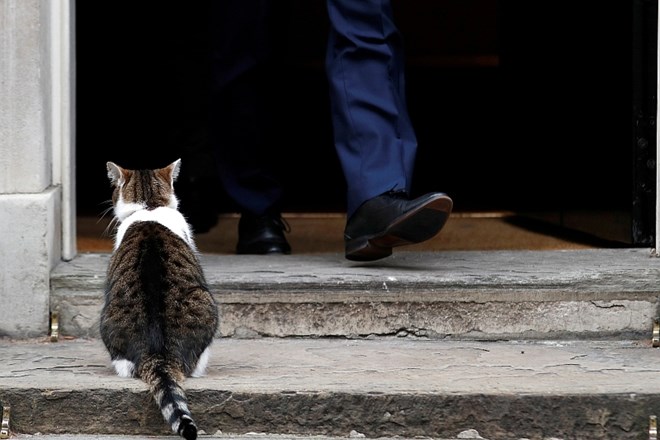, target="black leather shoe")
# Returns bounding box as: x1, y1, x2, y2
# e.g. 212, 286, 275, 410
237, 213, 291, 255
344, 191, 453, 261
